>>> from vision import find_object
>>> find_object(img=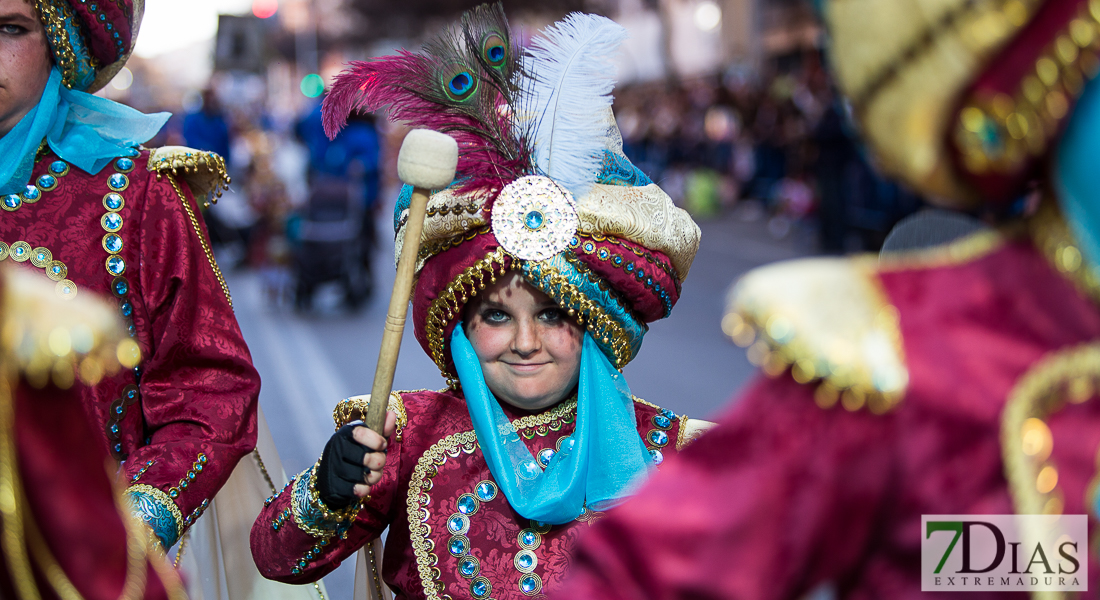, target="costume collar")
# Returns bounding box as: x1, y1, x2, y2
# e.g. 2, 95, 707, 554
0, 68, 169, 196
450, 324, 652, 524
